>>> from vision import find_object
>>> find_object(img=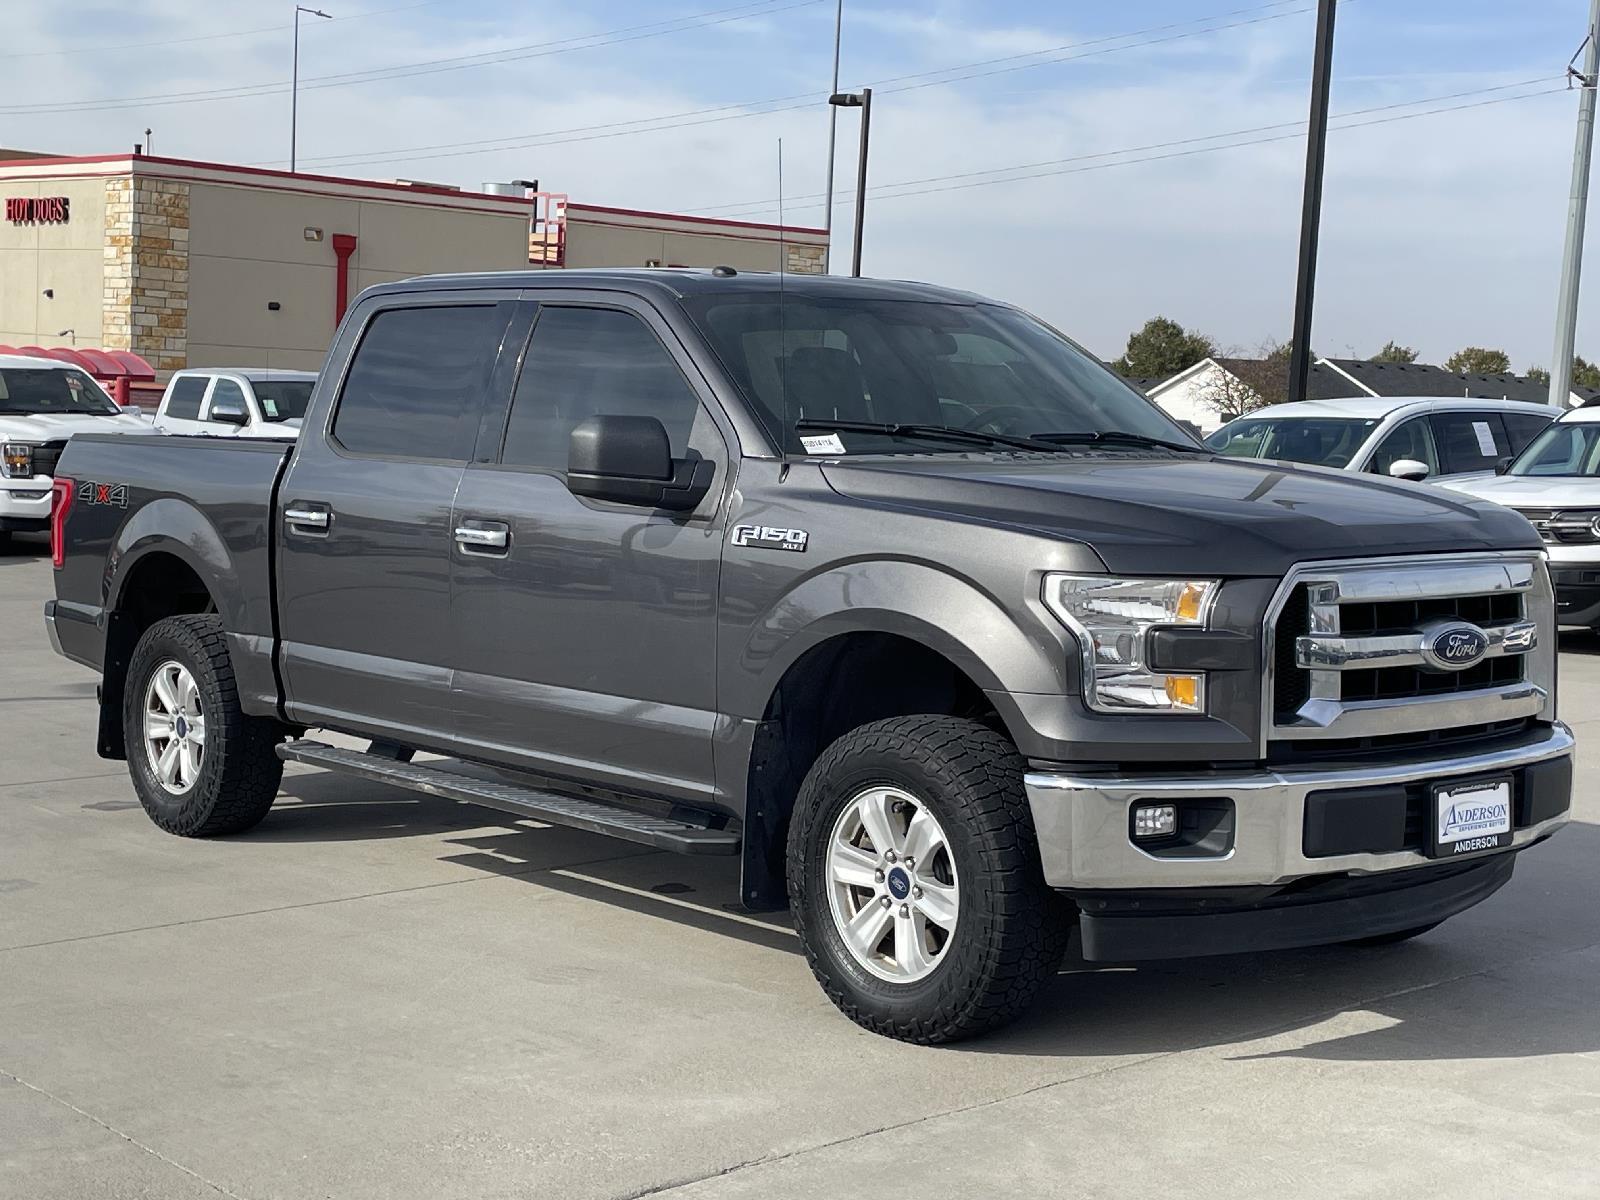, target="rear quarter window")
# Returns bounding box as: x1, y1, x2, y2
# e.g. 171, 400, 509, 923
164, 376, 208, 420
